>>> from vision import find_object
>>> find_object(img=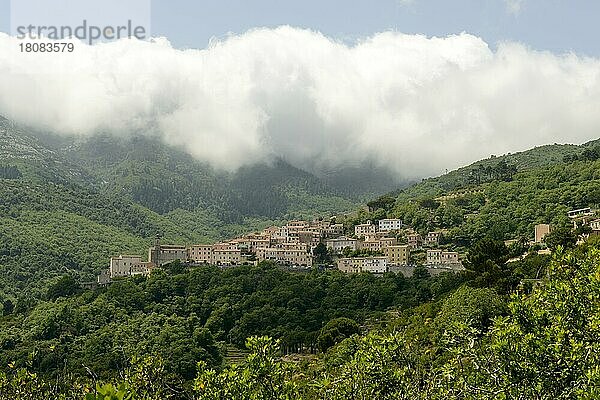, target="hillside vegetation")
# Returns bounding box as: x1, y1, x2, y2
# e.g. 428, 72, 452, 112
386, 138, 598, 201
1, 240, 598, 399
0, 117, 366, 297
0, 262, 465, 384
2, 113, 600, 398
350, 142, 600, 251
